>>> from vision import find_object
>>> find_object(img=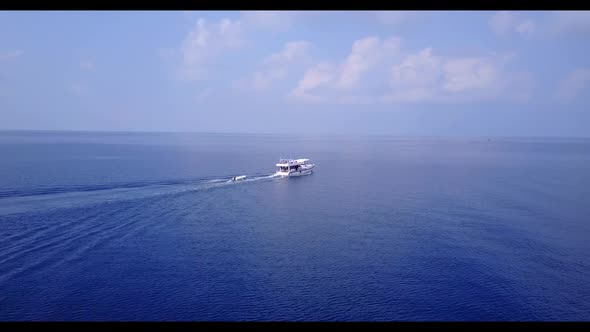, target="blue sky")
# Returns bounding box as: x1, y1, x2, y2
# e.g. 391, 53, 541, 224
1, 11, 589, 136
